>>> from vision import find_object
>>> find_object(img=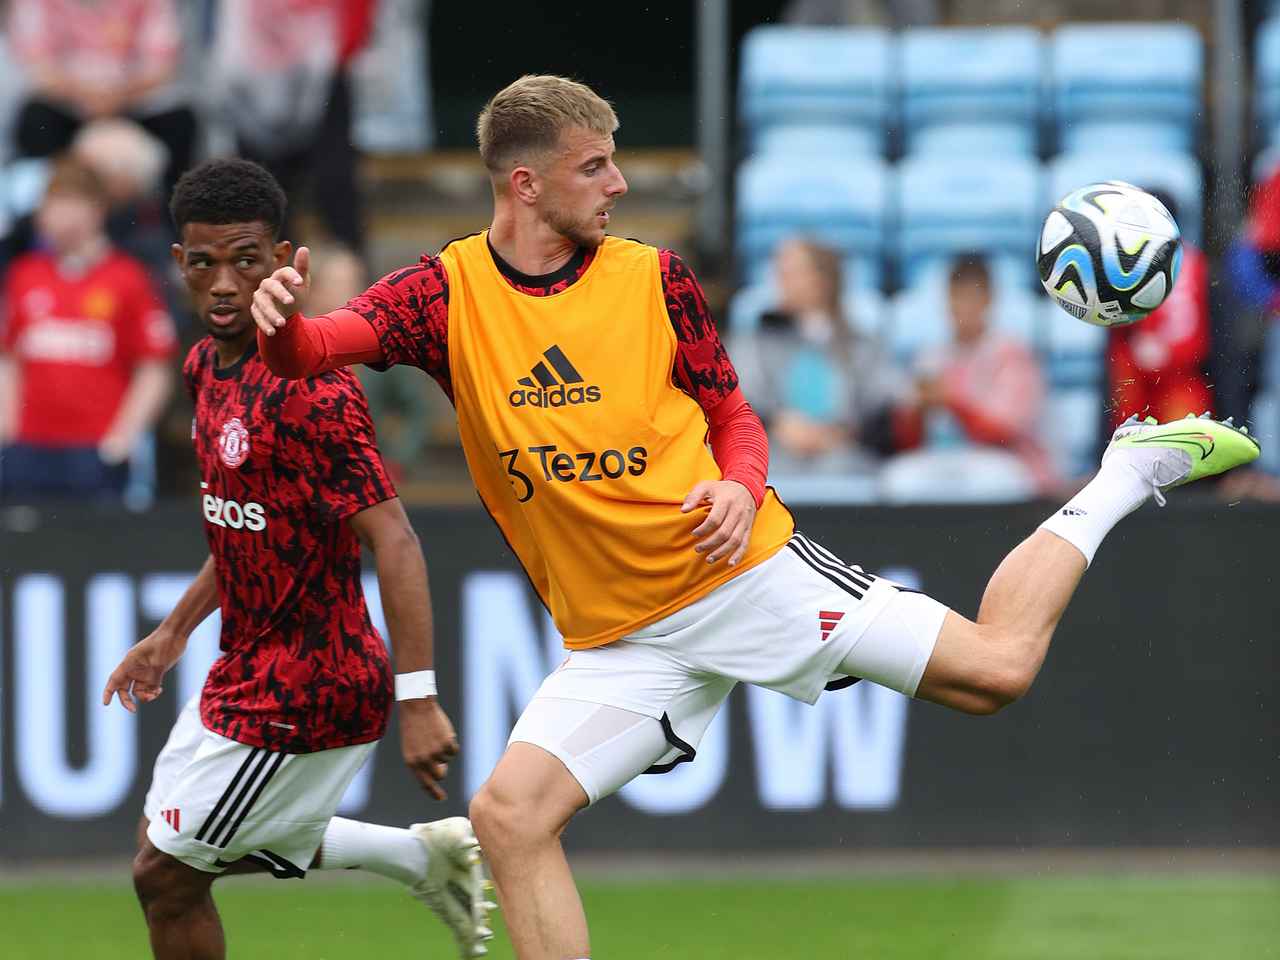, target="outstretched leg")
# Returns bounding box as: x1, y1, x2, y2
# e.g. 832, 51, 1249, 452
915, 415, 1259, 714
